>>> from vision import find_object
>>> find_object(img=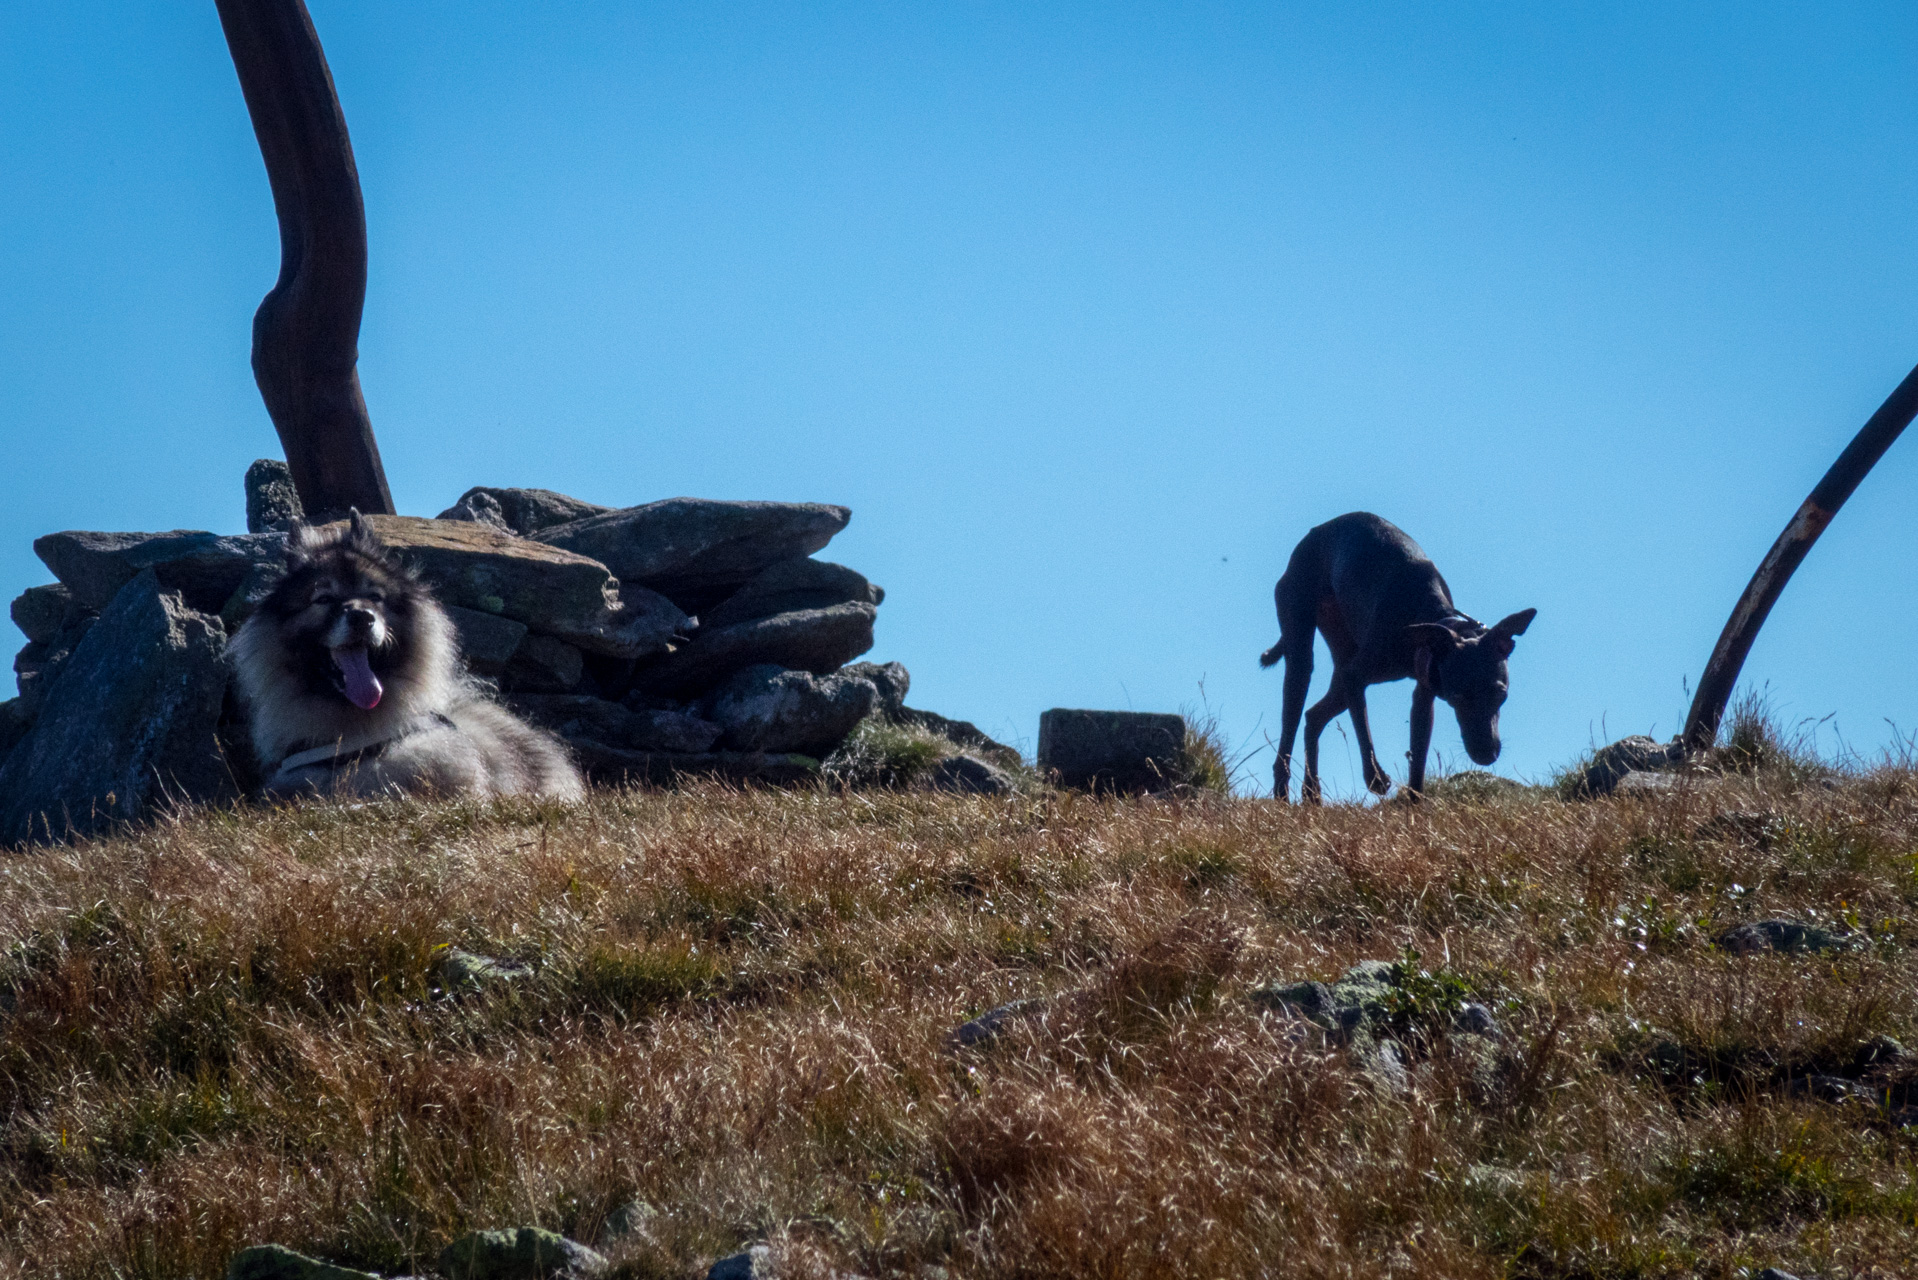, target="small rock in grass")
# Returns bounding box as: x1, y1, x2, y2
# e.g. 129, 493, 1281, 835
1454, 1002, 1501, 1039
1573, 735, 1683, 798
438, 949, 535, 992
439, 1227, 608, 1280
707, 1245, 772, 1280
1756, 1270, 1806, 1280
1786, 1075, 1881, 1106
1613, 770, 1678, 794
1357, 1038, 1410, 1095
1716, 919, 1851, 956
226, 1244, 380, 1280
945, 998, 1047, 1051
597, 1200, 658, 1246
1853, 1034, 1908, 1072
